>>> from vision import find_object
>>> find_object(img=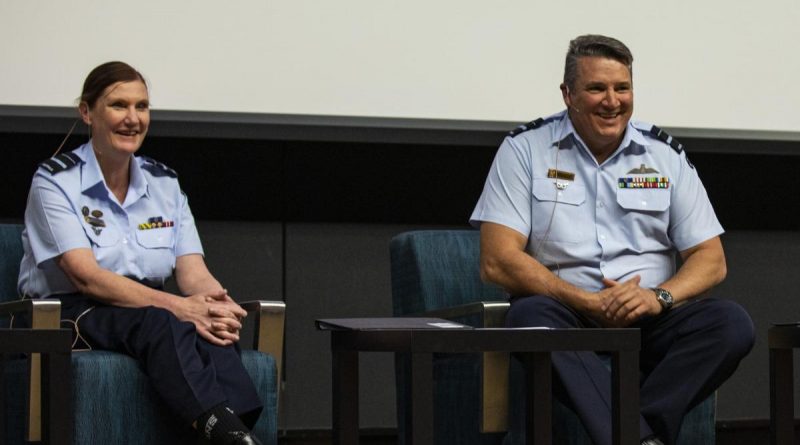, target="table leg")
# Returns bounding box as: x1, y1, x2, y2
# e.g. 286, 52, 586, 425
43, 351, 72, 445
524, 352, 552, 445
770, 347, 794, 445
410, 353, 434, 445
0, 355, 5, 443
612, 350, 639, 445
43, 350, 73, 445
333, 348, 359, 445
